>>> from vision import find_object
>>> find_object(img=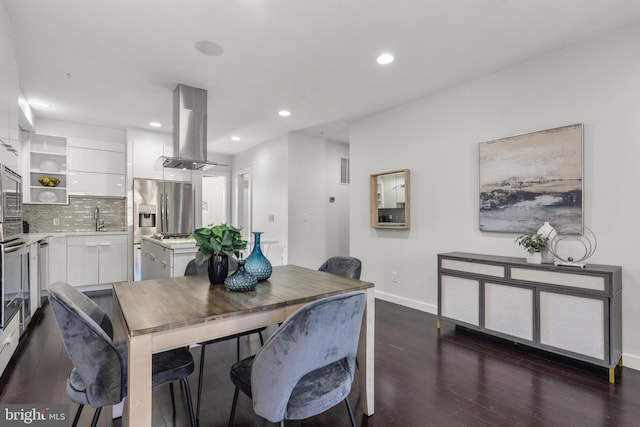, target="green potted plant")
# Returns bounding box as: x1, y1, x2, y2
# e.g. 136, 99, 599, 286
190, 224, 247, 284
515, 232, 548, 264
